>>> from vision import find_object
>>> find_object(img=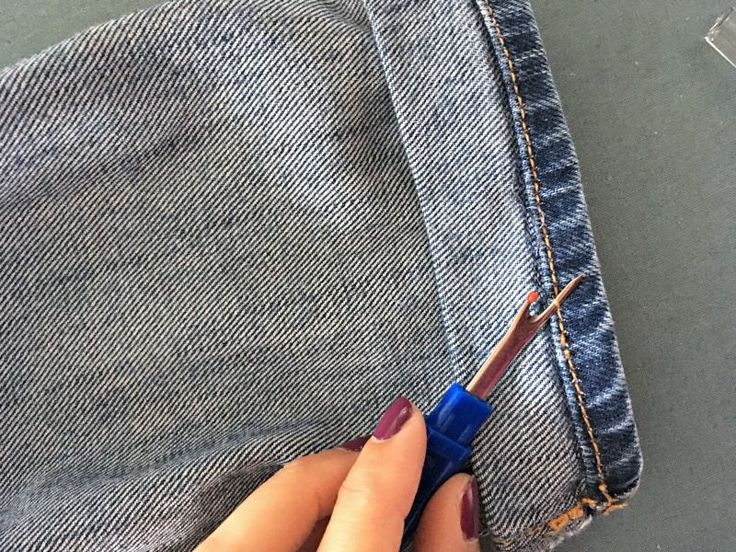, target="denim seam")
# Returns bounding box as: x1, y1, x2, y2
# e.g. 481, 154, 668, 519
478, 0, 619, 512
489, 498, 595, 548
